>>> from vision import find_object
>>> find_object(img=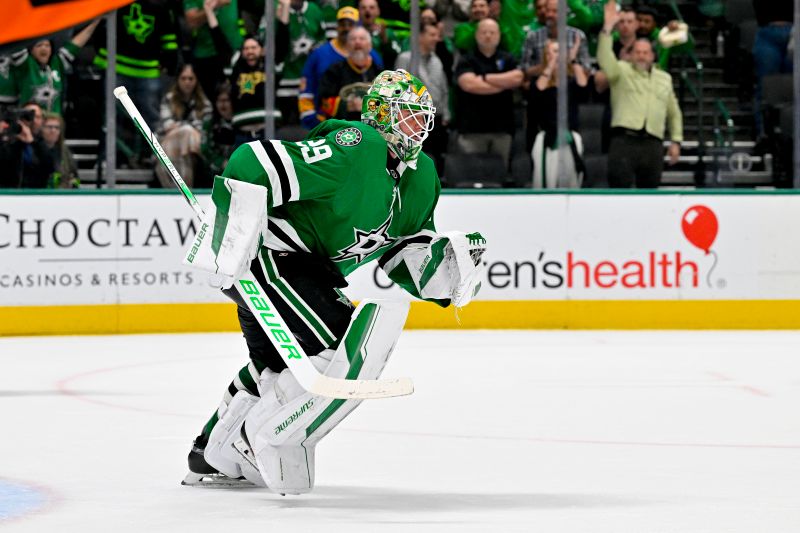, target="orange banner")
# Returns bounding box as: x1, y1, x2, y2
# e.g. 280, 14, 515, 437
0, 0, 132, 45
